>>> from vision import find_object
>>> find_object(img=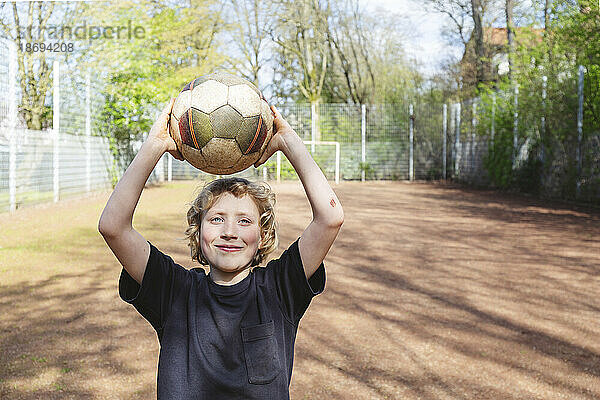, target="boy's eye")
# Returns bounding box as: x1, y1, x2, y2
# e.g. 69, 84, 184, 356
240, 218, 252, 224
210, 216, 224, 223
